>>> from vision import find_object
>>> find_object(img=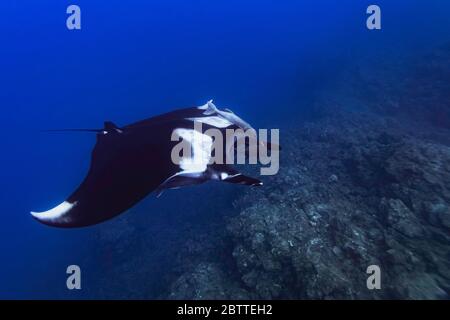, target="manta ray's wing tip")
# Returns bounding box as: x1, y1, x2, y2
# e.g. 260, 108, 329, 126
30, 209, 51, 221
30, 210, 42, 219
30, 201, 76, 224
